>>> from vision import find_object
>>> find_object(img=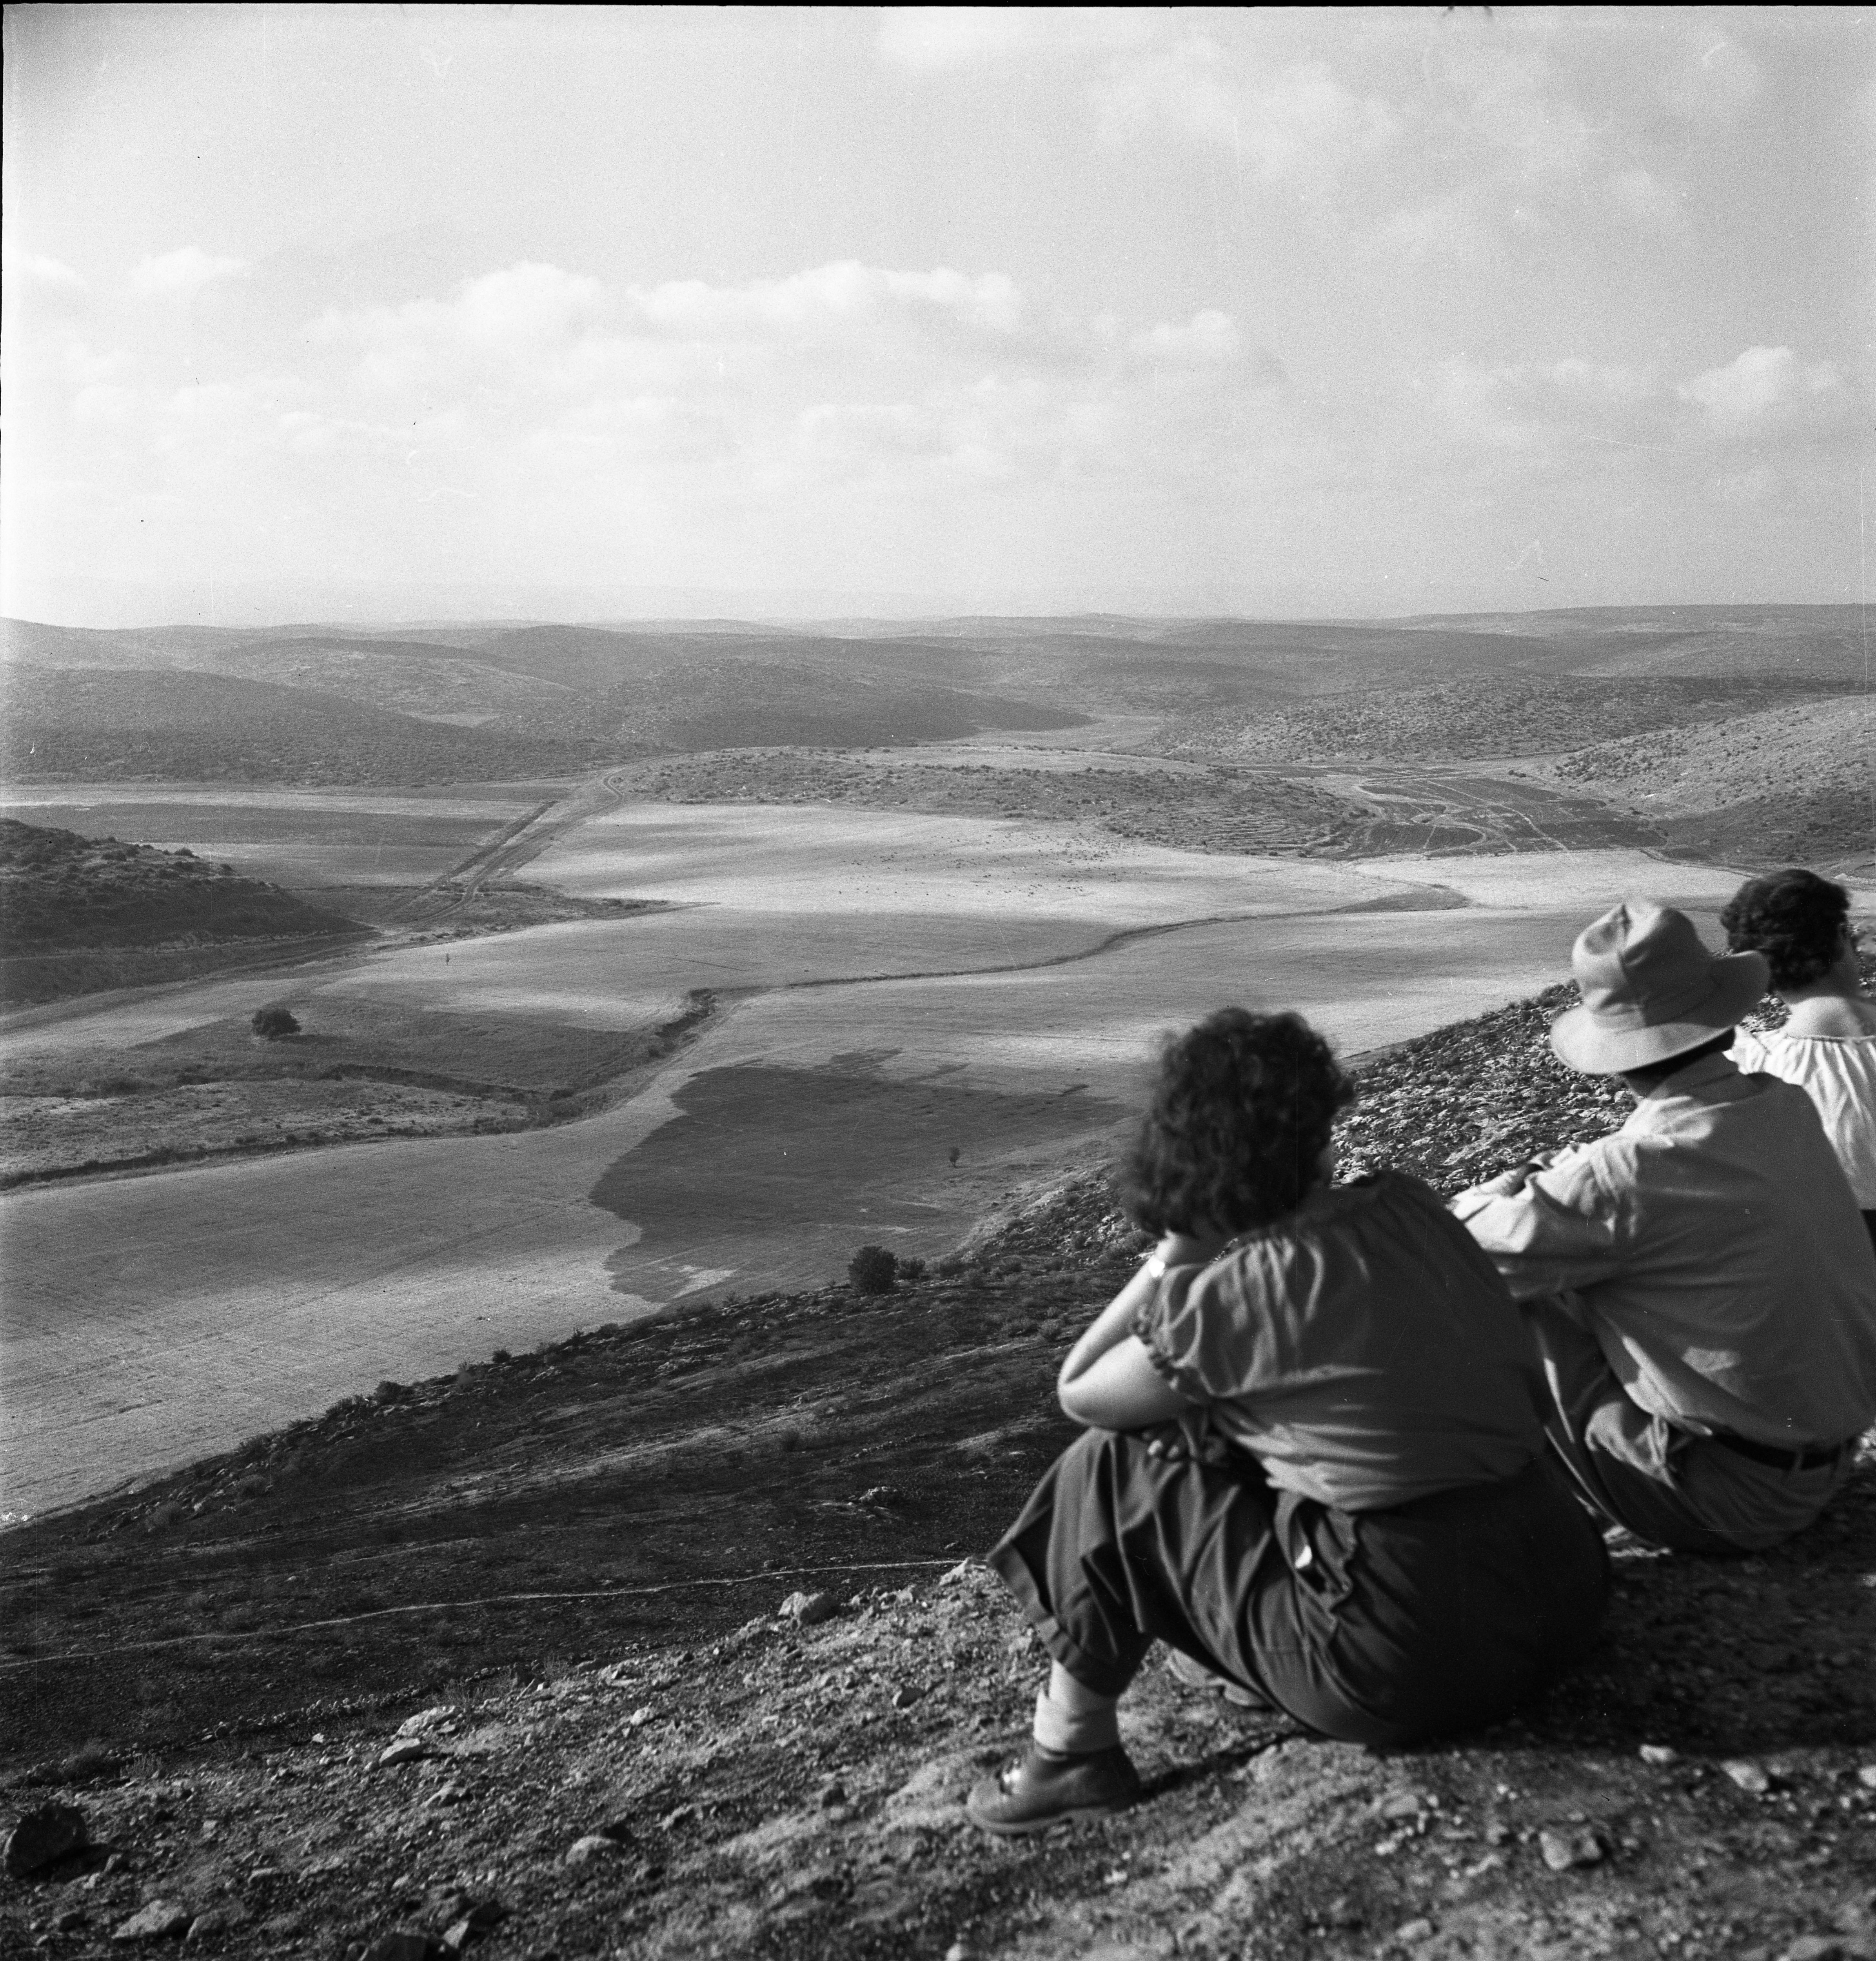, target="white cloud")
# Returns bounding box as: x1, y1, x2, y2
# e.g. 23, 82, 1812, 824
1676, 346, 1849, 435
130, 247, 250, 298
